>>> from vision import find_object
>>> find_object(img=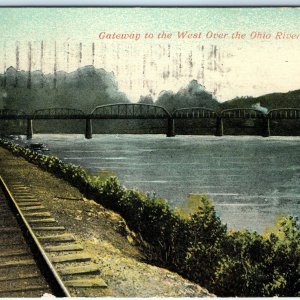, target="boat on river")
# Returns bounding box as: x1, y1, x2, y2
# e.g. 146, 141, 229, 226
27, 143, 50, 152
